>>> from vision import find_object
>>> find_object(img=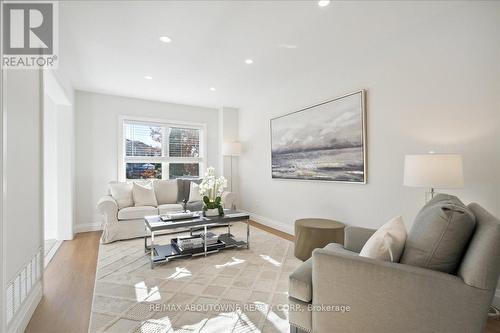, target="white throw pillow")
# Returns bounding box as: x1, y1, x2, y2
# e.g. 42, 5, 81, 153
153, 179, 178, 205
359, 216, 407, 262
188, 182, 202, 202
133, 182, 158, 207
109, 182, 133, 209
